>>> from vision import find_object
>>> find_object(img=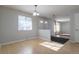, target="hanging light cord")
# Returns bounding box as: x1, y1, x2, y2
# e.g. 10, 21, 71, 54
35, 5, 37, 12
33, 5, 39, 16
